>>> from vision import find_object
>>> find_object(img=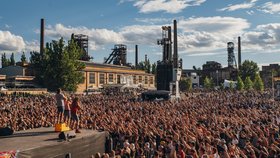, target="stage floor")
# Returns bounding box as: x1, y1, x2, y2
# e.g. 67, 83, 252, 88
0, 127, 107, 158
